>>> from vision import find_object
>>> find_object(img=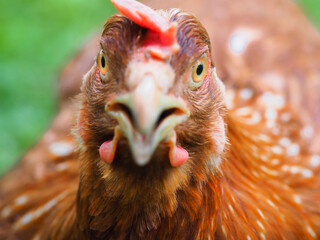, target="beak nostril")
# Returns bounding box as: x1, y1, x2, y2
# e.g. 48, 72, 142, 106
105, 94, 189, 165
106, 92, 189, 138
156, 108, 184, 128
109, 103, 135, 126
